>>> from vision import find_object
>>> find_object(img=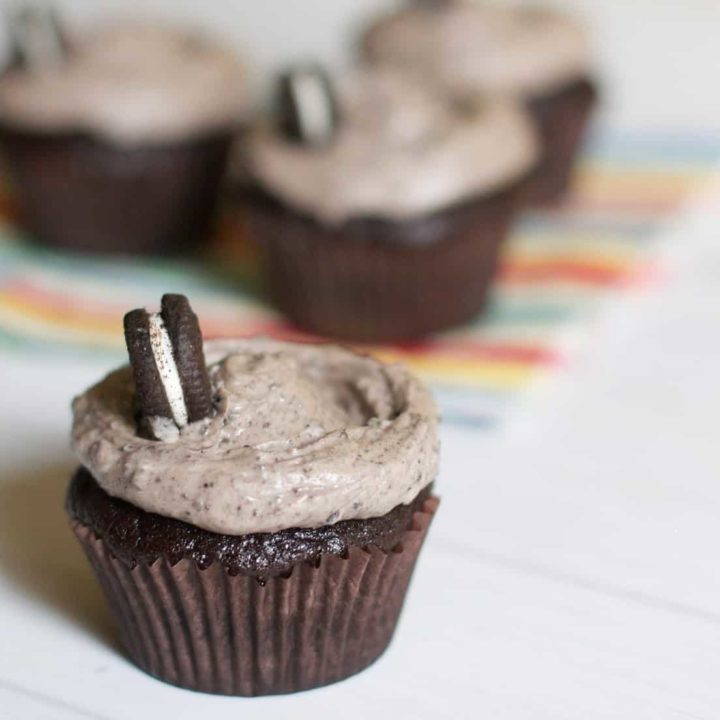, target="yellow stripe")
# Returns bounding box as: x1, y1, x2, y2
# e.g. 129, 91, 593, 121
0, 296, 537, 388
0, 305, 123, 348
511, 232, 645, 252
0, 292, 121, 336
574, 175, 704, 200
578, 164, 710, 187
372, 352, 537, 389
